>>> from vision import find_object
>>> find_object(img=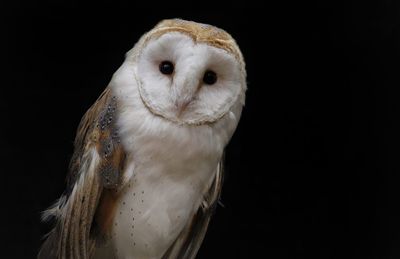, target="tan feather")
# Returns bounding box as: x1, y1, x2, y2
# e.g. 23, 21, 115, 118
38, 87, 127, 259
